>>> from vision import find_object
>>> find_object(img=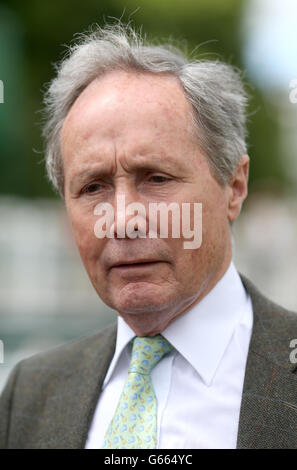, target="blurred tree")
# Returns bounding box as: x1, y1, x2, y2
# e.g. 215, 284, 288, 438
0, 6, 29, 195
